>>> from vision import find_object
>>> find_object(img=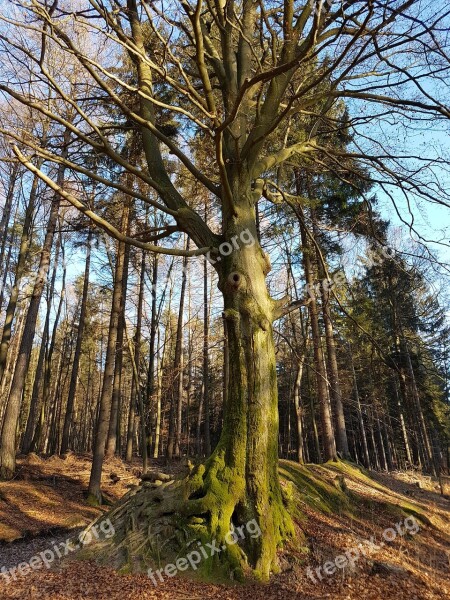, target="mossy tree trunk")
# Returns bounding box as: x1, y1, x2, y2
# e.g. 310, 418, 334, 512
85, 3, 294, 578
92, 190, 293, 580
212, 221, 291, 576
